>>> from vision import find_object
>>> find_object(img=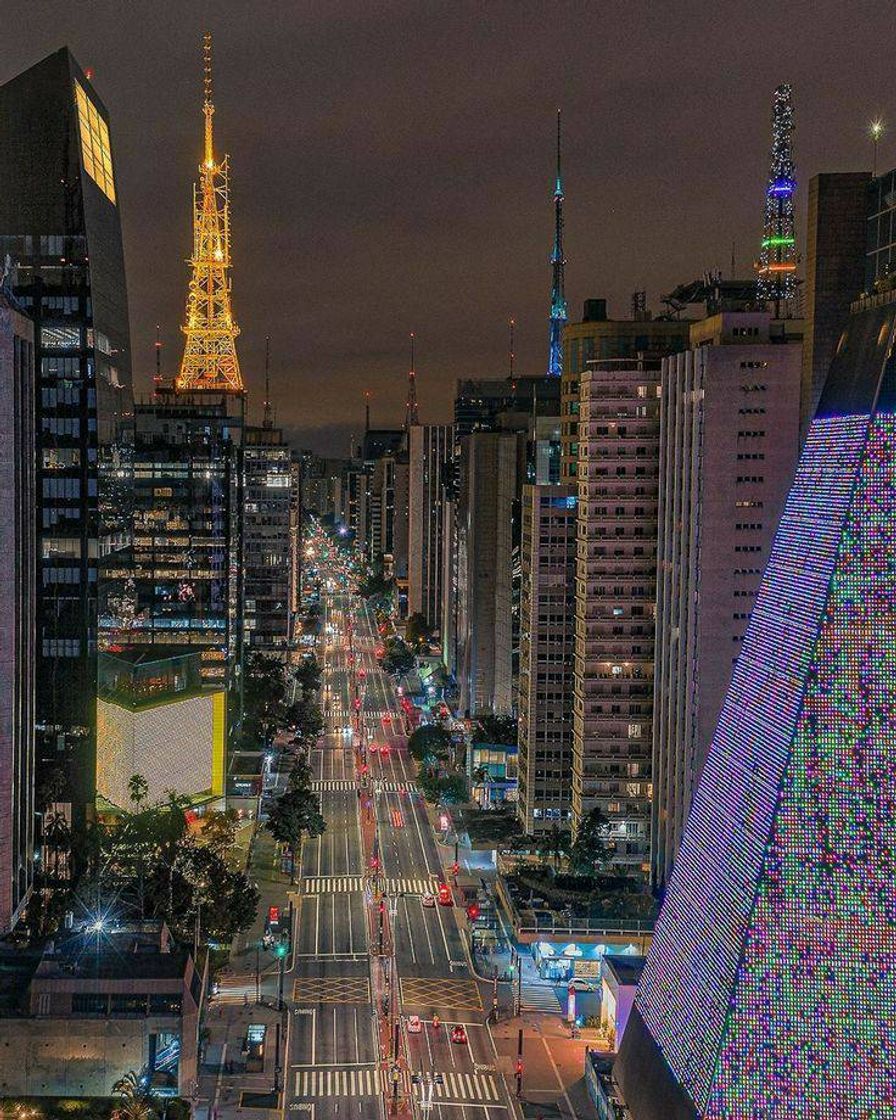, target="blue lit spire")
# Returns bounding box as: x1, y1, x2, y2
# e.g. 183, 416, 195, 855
547, 109, 567, 378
